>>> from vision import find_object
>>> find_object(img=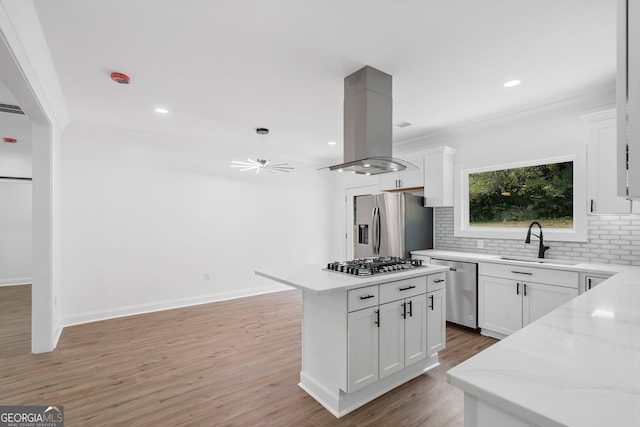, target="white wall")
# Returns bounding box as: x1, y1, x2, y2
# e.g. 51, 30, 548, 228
1, 0, 69, 352
0, 181, 31, 285
330, 91, 617, 257
61, 123, 334, 325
